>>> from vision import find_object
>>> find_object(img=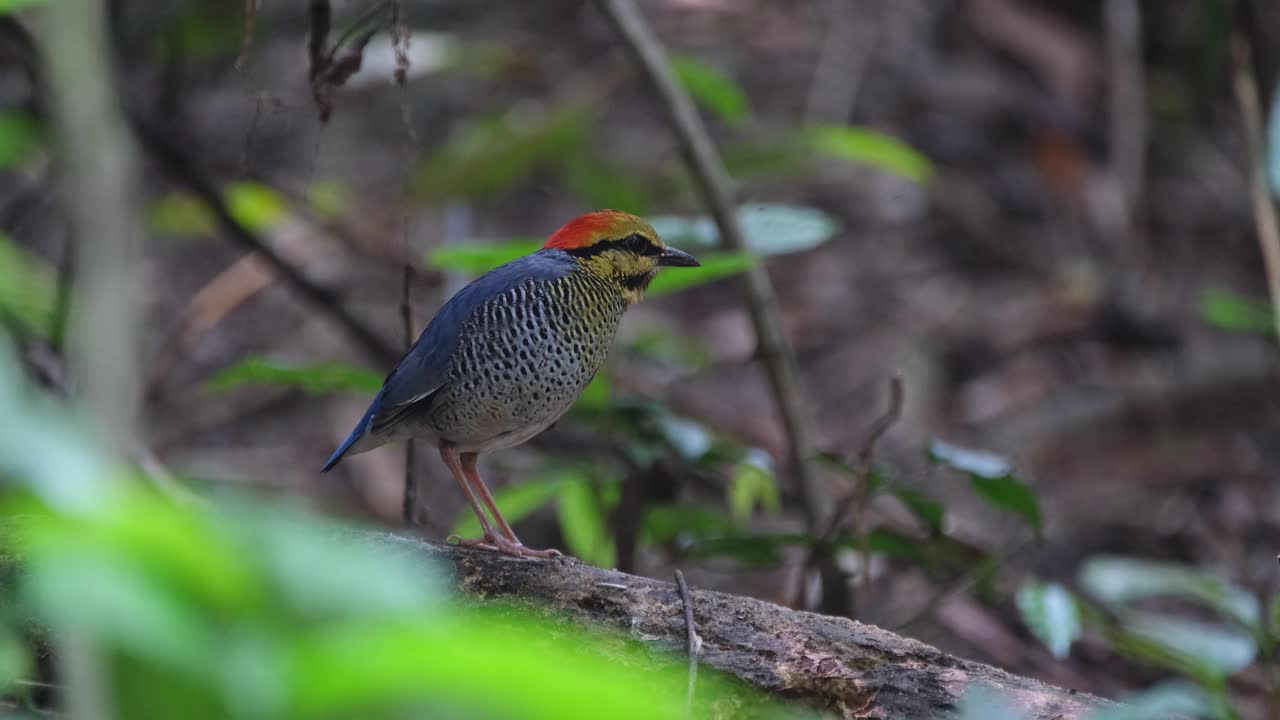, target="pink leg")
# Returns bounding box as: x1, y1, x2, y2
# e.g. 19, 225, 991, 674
460, 452, 561, 559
